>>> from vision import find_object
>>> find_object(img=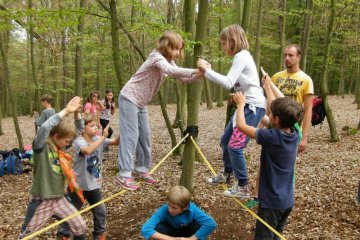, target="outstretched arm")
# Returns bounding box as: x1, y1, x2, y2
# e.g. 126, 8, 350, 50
232, 92, 257, 139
